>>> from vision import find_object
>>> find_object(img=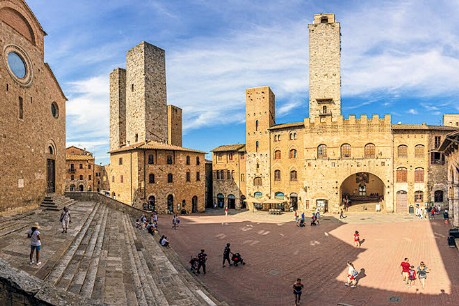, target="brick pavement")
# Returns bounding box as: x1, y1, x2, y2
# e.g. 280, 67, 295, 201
159, 210, 459, 306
